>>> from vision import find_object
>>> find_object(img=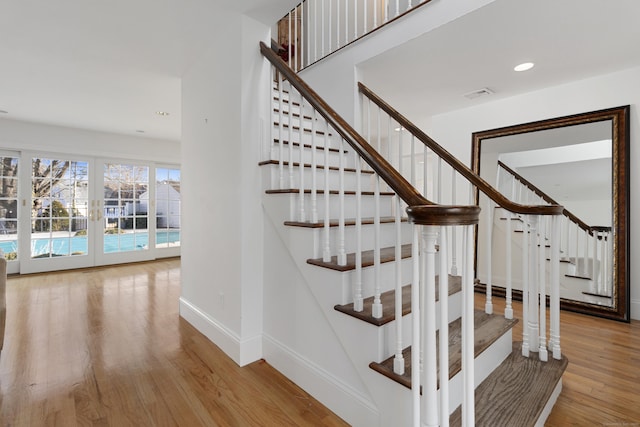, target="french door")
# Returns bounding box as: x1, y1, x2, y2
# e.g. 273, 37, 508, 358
15, 153, 179, 274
